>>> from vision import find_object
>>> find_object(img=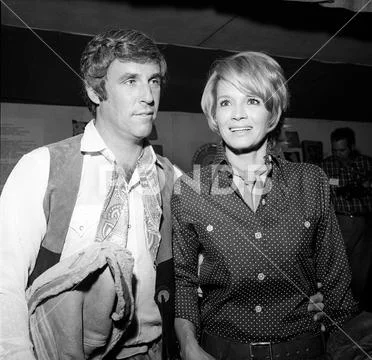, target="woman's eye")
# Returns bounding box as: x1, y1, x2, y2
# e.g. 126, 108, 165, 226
219, 100, 230, 107
247, 98, 260, 105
